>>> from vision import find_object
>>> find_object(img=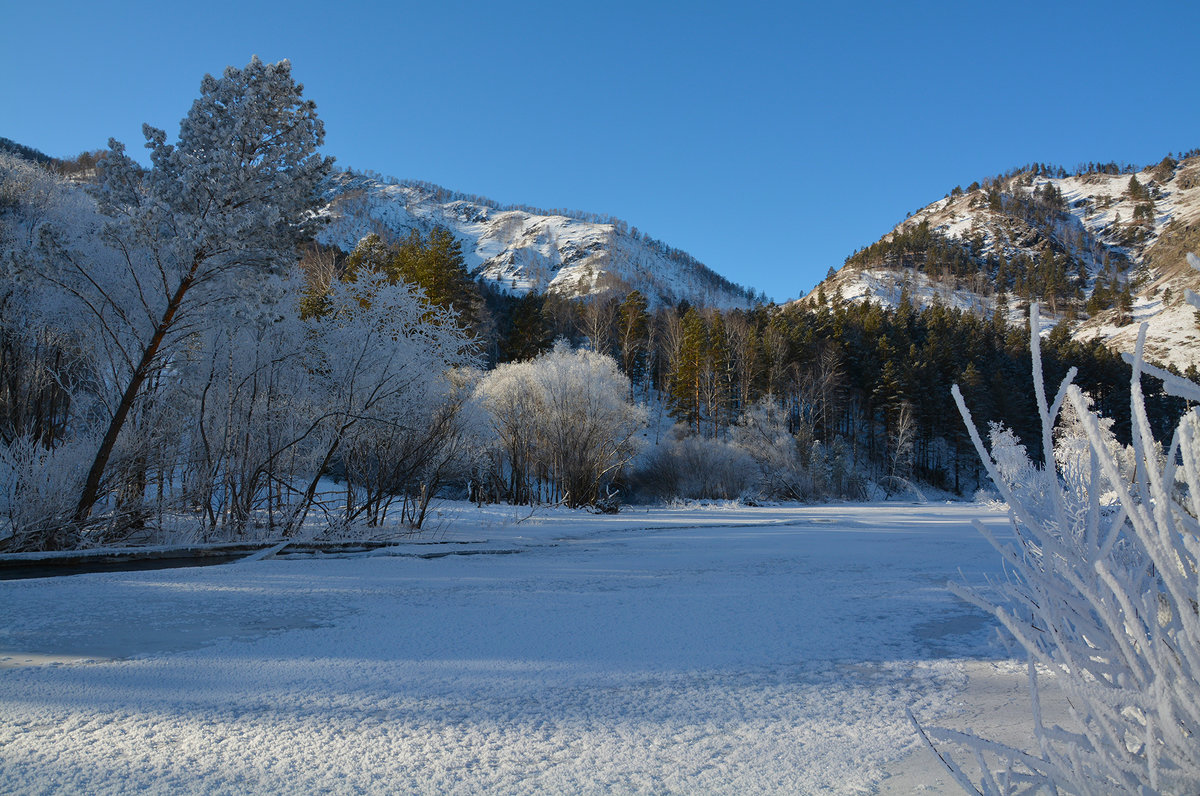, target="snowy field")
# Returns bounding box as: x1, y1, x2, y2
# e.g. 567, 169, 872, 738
0, 502, 1033, 794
